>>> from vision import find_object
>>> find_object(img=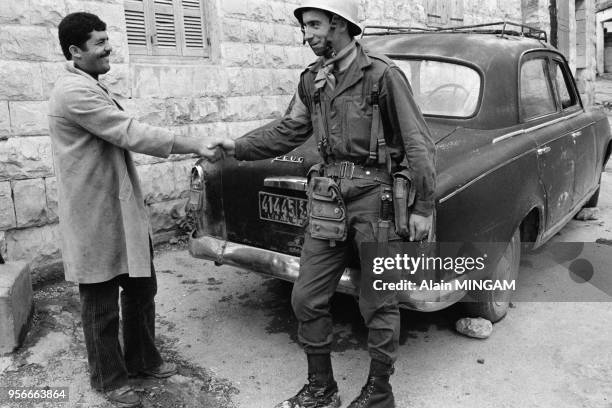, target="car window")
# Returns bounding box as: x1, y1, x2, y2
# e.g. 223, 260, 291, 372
551, 60, 577, 109
394, 59, 480, 117
520, 58, 556, 120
